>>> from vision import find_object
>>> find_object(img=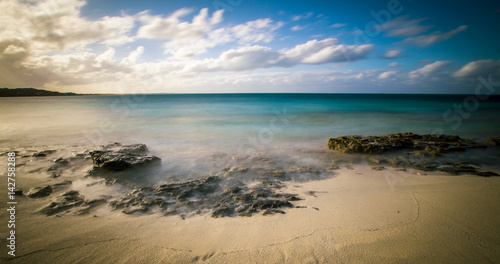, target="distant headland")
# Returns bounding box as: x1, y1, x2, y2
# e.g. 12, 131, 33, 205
0, 88, 84, 97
